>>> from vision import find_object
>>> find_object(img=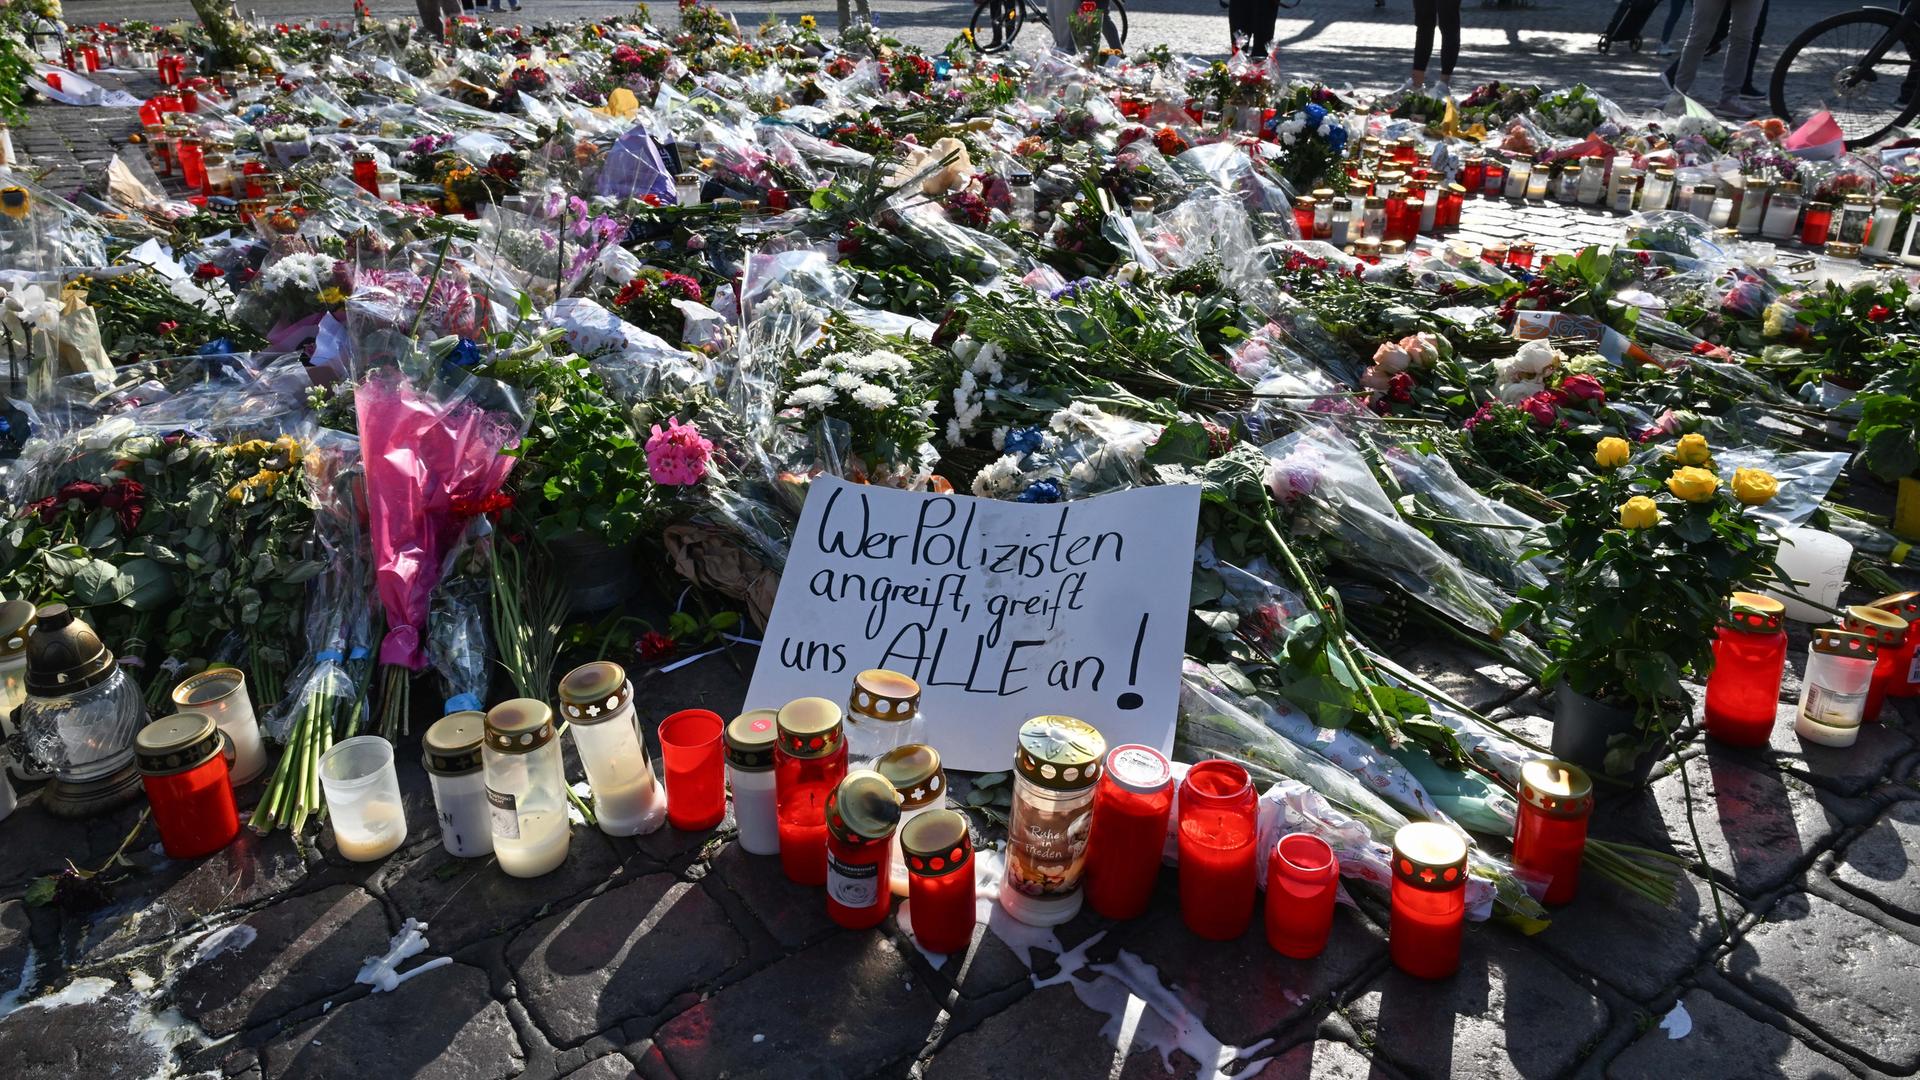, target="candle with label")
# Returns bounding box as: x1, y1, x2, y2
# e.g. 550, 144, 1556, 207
726, 709, 782, 855
1000, 715, 1105, 927
423, 712, 493, 858
1795, 629, 1877, 747
484, 699, 571, 878
824, 770, 902, 930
